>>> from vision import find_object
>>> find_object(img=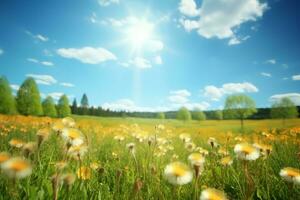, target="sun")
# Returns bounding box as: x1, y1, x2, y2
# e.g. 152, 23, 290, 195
126, 19, 154, 51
